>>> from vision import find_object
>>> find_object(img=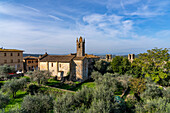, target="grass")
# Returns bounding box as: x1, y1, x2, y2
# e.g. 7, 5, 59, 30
70, 82, 95, 91
4, 90, 27, 112
46, 79, 72, 90
46, 79, 96, 91
0, 80, 6, 88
